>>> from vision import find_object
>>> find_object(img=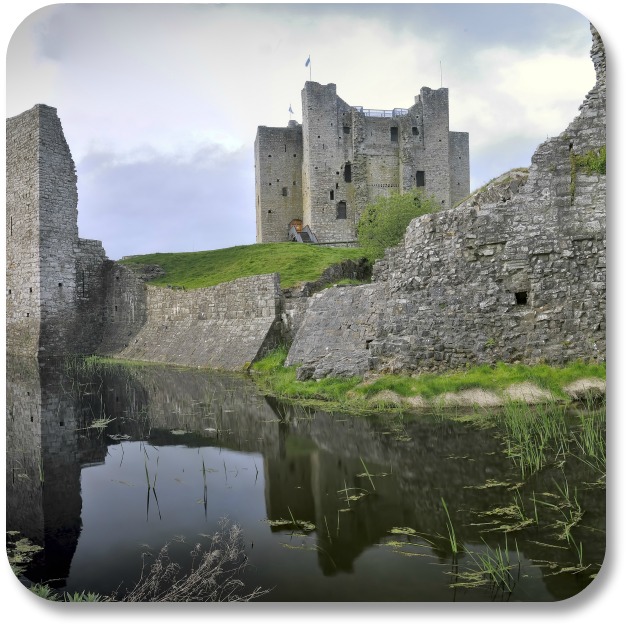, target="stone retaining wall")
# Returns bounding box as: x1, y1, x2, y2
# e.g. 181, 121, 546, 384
109, 273, 284, 369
